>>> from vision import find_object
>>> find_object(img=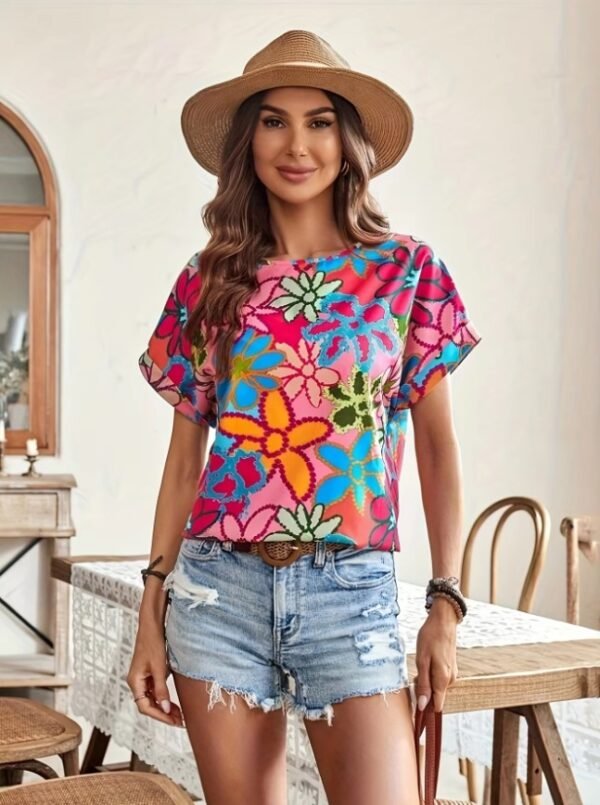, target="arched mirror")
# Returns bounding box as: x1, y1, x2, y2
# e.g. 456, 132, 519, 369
0, 101, 58, 454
